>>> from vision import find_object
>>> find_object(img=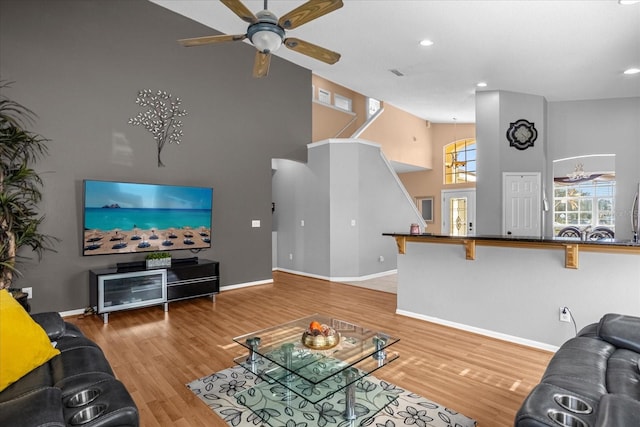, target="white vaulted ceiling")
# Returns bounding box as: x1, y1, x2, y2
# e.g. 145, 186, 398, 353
151, 0, 640, 123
